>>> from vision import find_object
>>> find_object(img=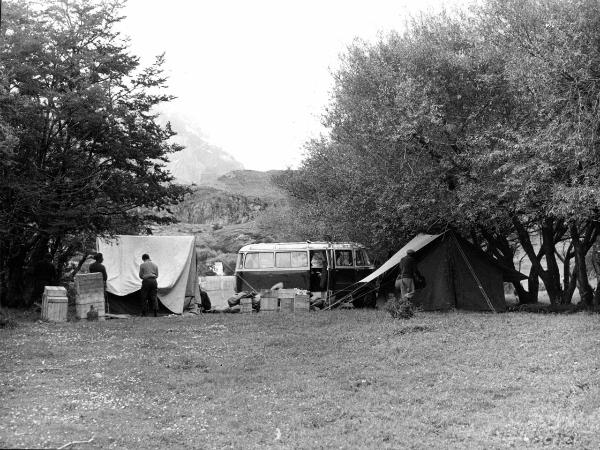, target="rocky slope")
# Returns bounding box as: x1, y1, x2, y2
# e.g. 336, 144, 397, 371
157, 170, 290, 275
170, 186, 268, 225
